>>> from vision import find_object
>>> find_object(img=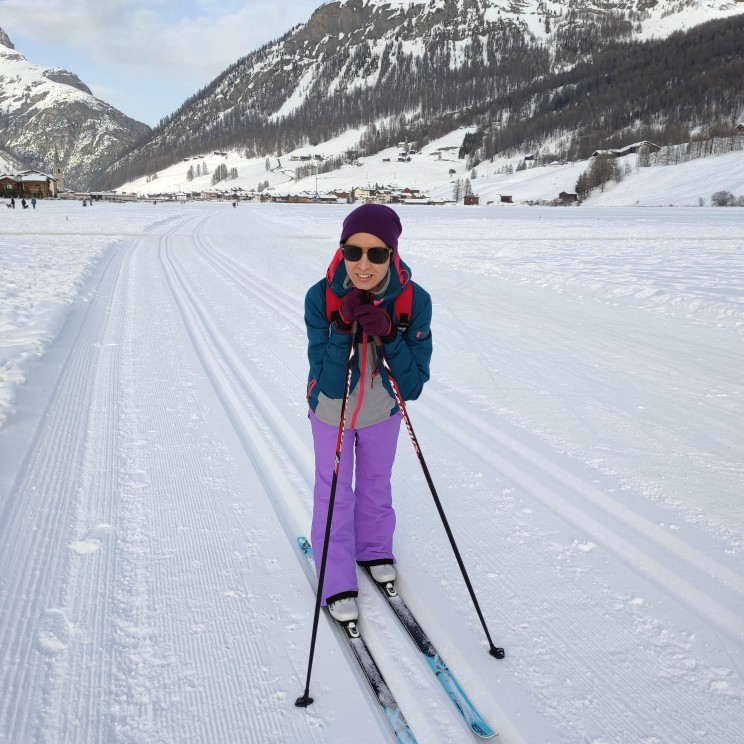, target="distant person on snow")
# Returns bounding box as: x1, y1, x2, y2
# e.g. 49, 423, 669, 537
31, 197, 37, 209
304, 204, 433, 622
